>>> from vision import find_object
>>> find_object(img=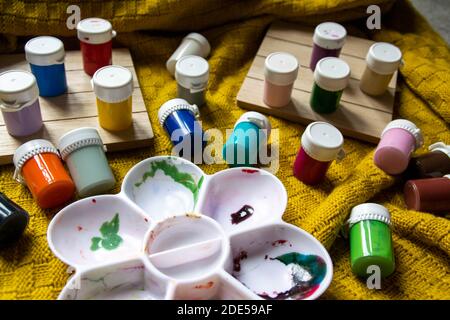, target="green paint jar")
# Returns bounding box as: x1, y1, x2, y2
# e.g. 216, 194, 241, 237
347, 203, 395, 278
310, 57, 350, 114
58, 127, 116, 198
